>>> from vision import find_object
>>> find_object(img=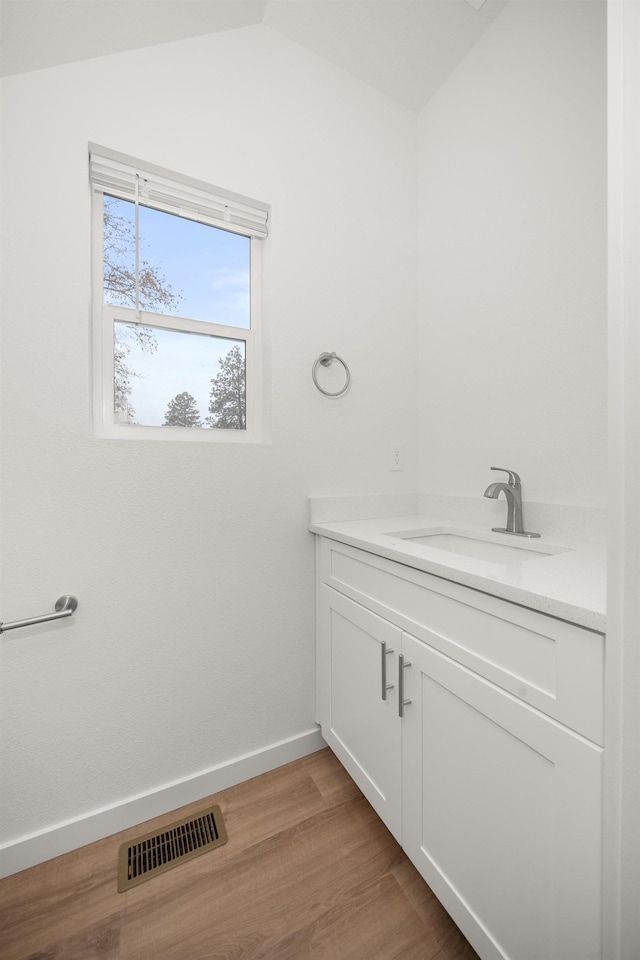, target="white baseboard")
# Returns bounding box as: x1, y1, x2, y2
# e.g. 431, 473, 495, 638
0, 727, 327, 879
